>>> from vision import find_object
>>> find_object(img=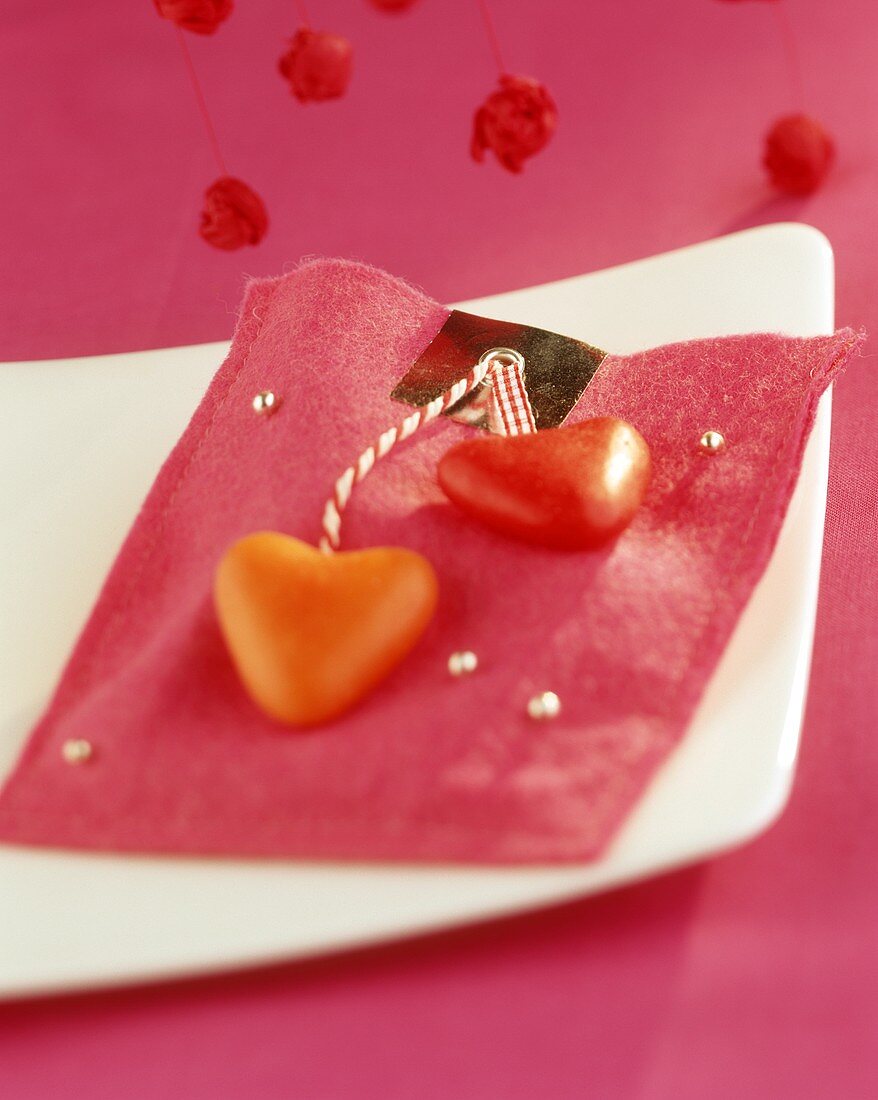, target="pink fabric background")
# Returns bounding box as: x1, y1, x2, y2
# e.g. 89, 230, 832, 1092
1, 0, 876, 1096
